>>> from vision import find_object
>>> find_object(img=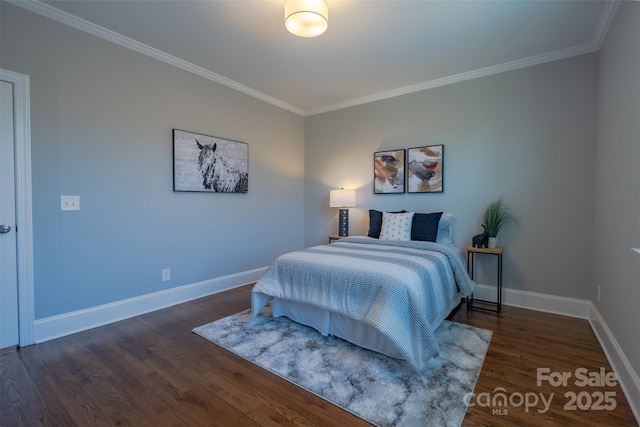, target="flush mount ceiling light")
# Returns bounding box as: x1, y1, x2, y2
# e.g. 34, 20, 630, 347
285, 0, 328, 38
